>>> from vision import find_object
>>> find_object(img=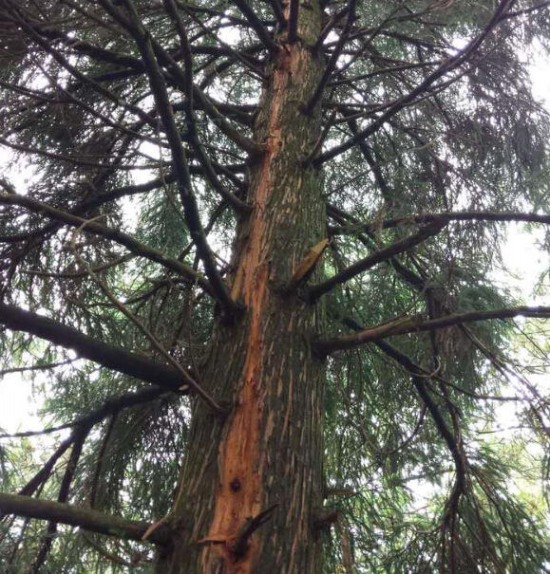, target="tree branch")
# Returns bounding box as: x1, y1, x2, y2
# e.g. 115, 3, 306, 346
0, 303, 184, 390
0, 193, 213, 295
0, 493, 171, 545
162, 0, 251, 215
303, 0, 356, 115
232, 0, 278, 53
307, 221, 446, 301
0, 161, 246, 245
374, 339, 468, 500
287, 0, 300, 43
30, 425, 90, 571
331, 211, 550, 235
339, 315, 468, 502
315, 306, 550, 354
264, 0, 285, 27
0, 387, 170, 439
314, 0, 514, 164
114, 0, 241, 319
18, 433, 75, 497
